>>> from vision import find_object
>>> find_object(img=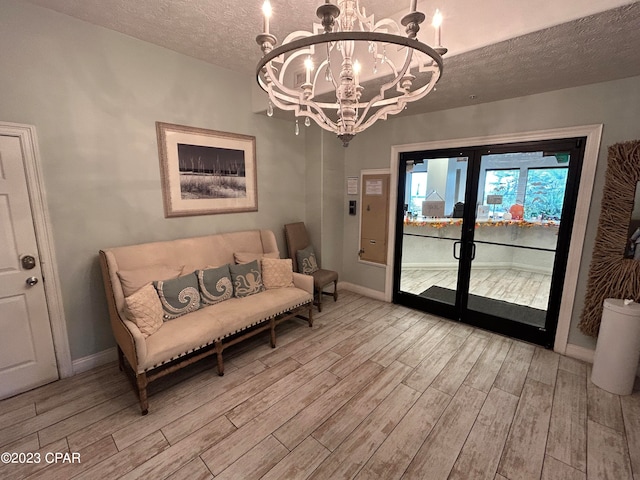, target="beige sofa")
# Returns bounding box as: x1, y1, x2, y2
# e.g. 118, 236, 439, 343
99, 229, 314, 414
